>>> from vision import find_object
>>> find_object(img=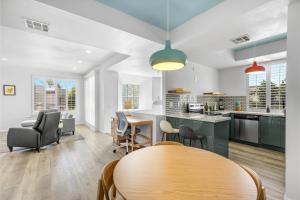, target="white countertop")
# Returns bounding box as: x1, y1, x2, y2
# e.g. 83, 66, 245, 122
128, 109, 165, 116
166, 113, 231, 123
